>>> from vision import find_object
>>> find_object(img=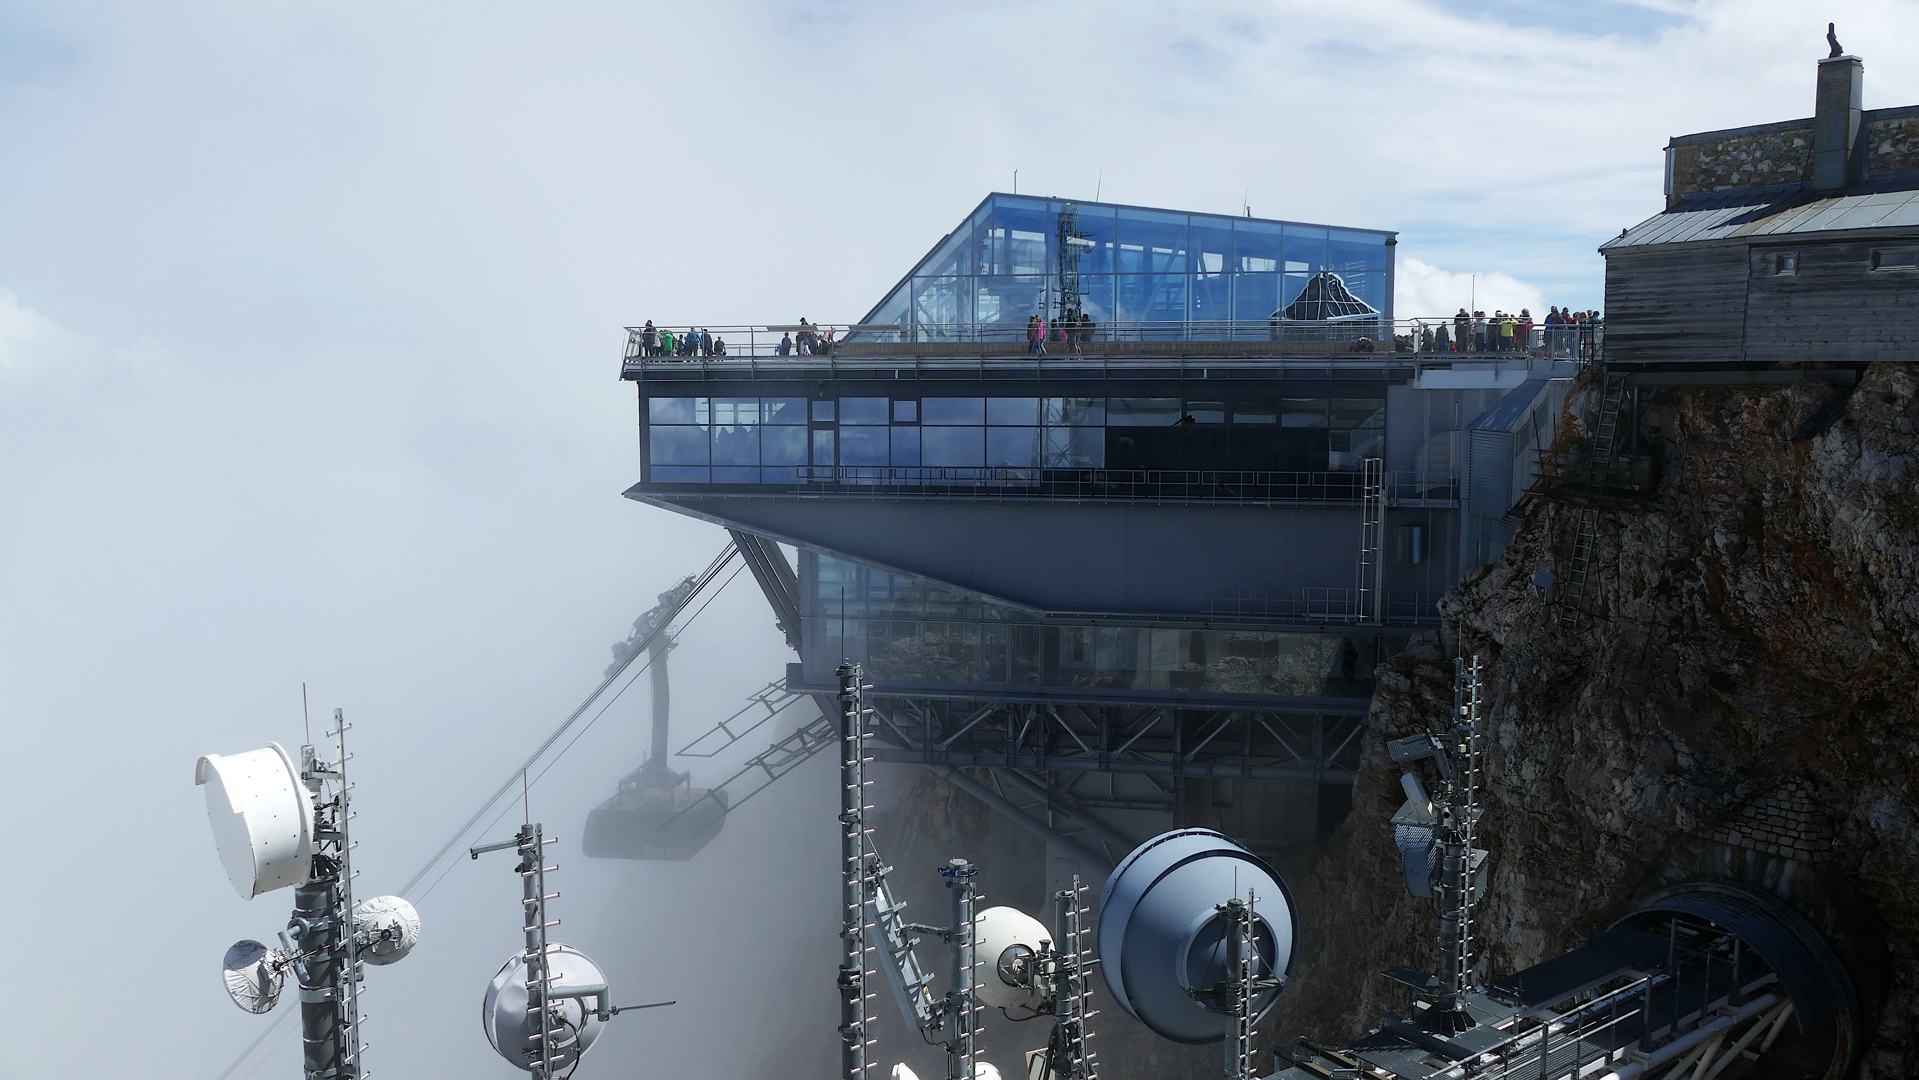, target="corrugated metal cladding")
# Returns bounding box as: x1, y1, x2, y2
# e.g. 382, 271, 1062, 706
1467, 429, 1513, 520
